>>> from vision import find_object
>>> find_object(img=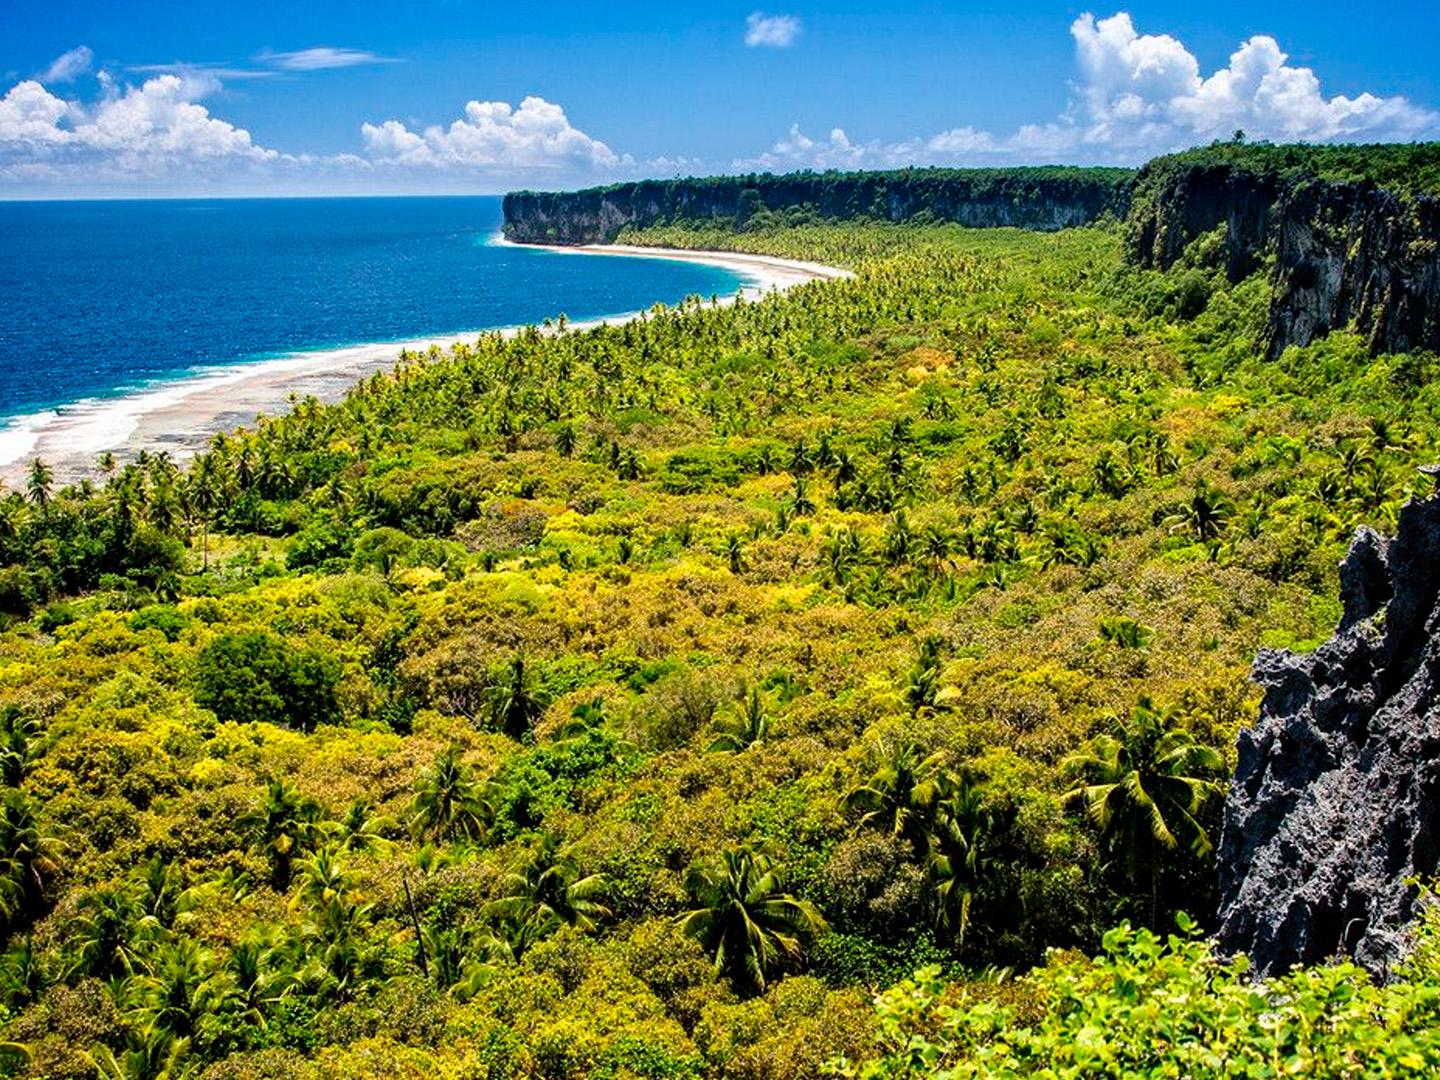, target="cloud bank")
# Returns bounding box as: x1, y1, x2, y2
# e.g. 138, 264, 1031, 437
0, 74, 623, 188
361, 96, 624, 172
0, 74, 277, 182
